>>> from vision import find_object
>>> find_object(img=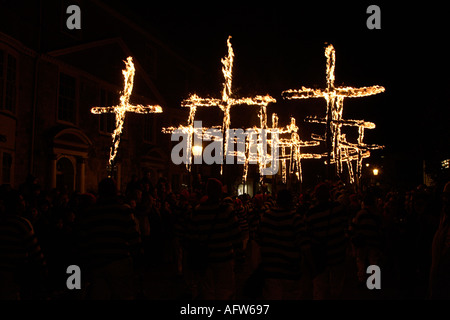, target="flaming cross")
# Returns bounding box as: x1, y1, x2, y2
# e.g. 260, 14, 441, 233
91, 57, 163, 165
182, 36, 276, 173
282, 44, 384, 182
306, 117, 383, 183
275, 115, 321, 184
